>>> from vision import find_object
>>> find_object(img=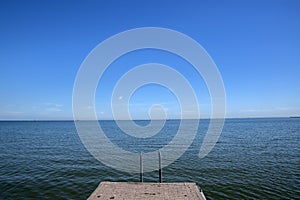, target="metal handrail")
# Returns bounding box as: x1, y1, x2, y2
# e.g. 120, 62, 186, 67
139, 151, 162, 183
